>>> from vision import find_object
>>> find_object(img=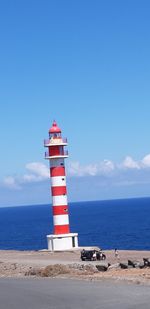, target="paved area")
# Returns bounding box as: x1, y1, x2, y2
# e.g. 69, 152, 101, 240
0, 278, 150, 309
